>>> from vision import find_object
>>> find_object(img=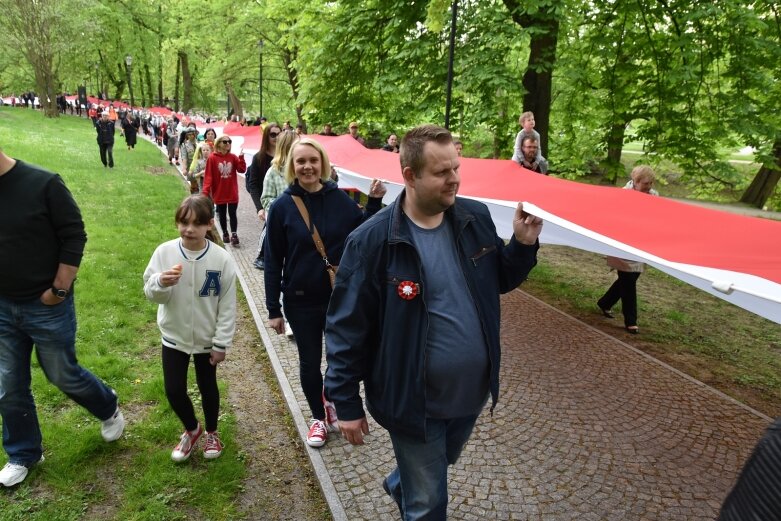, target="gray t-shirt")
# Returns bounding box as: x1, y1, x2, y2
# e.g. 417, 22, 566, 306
406, 215, 490, 418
